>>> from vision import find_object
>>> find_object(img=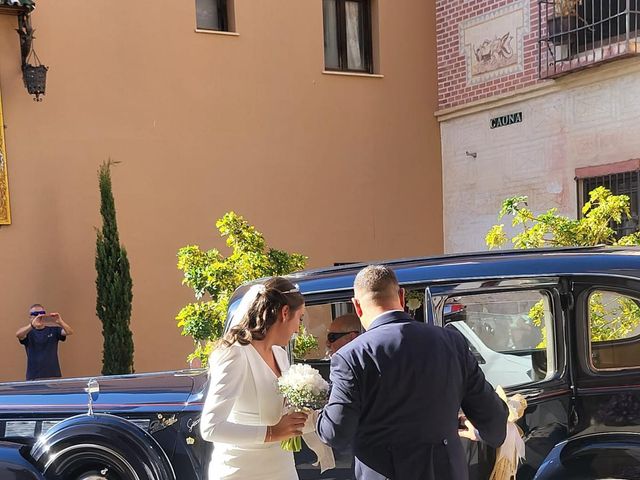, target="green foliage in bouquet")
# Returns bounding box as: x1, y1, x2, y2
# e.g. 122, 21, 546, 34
277, 364, 329, 452
177, 212, 307, 366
